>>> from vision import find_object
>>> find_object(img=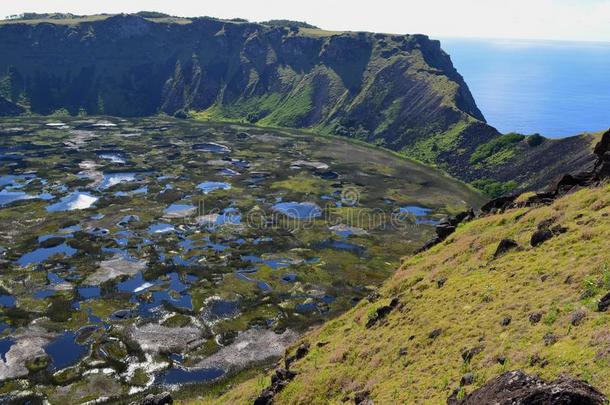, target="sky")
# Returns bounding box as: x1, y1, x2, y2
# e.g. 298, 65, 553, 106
1, 0, 610, 42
